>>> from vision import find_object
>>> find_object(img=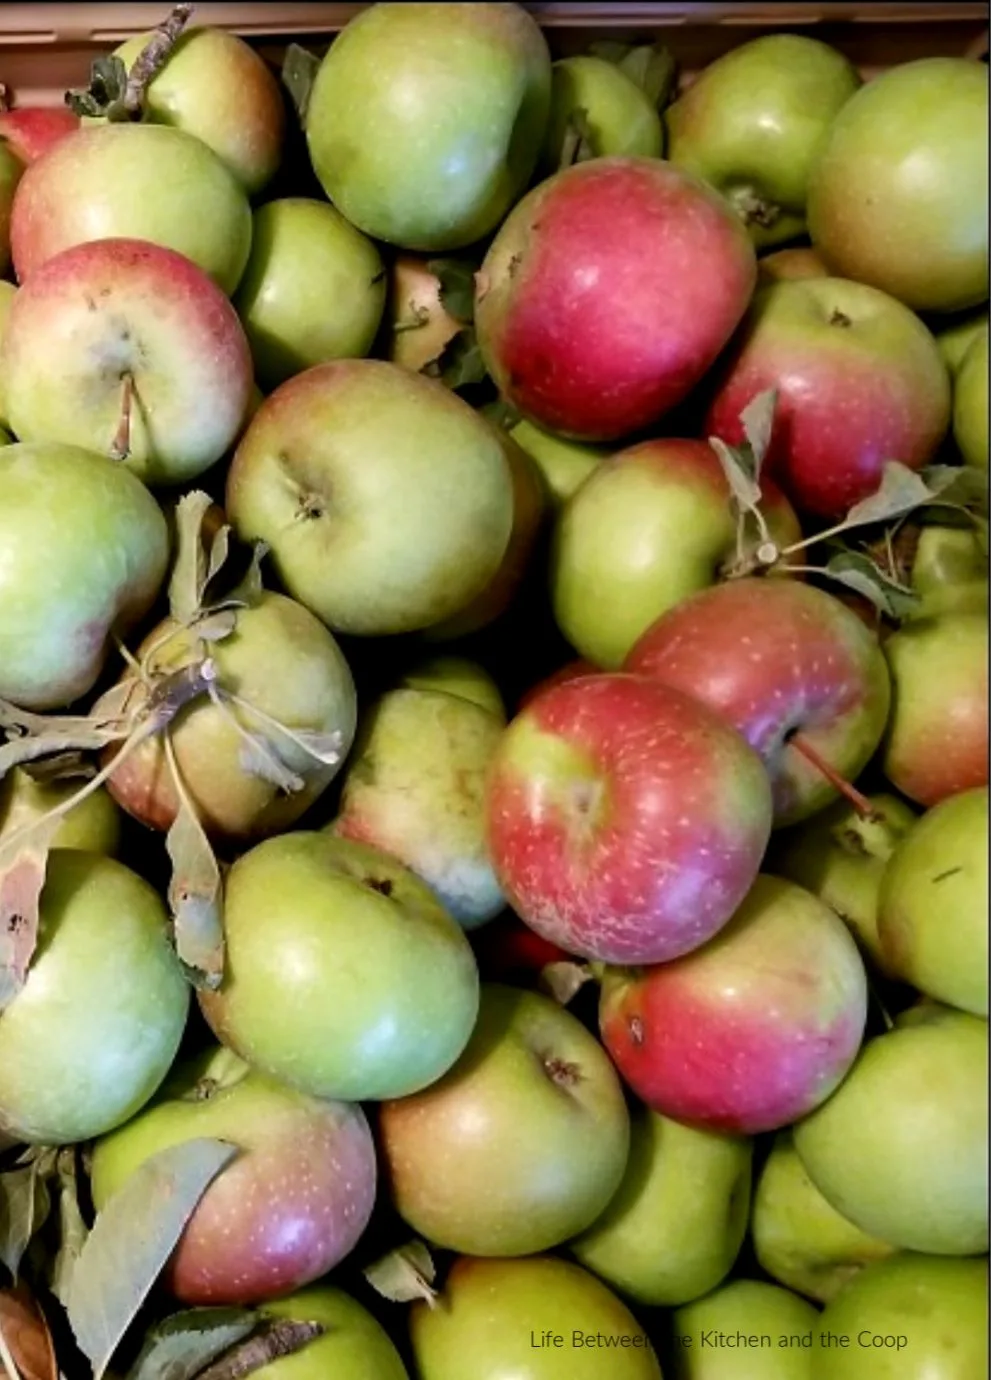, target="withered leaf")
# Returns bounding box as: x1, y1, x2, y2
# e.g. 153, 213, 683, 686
842, 461, 938, 530
168, 492, 215, 627
164, 739, 224, 991
559, 107, 595, 168
0, 1163, 52, 1282
709, 436, 762, 513
0, 813, 64, 1012
739, 388, 778, 481
281, 44, 321, 125
224, 543, 268, 610
364, 1240, 438, 1306
0, 1285, 57, 1380
824, 550, 921, 620
426, 259, 477, 325
539, 961, 594, 1006
125, 1309, 258, 1380
48, 1150, 89, 1309
204, 524, 231, 594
